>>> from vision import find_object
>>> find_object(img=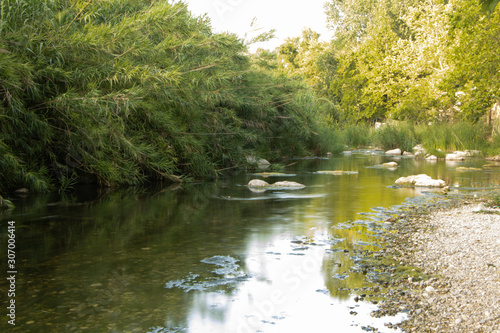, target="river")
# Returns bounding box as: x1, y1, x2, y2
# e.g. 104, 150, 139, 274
1, 150, 498, 332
